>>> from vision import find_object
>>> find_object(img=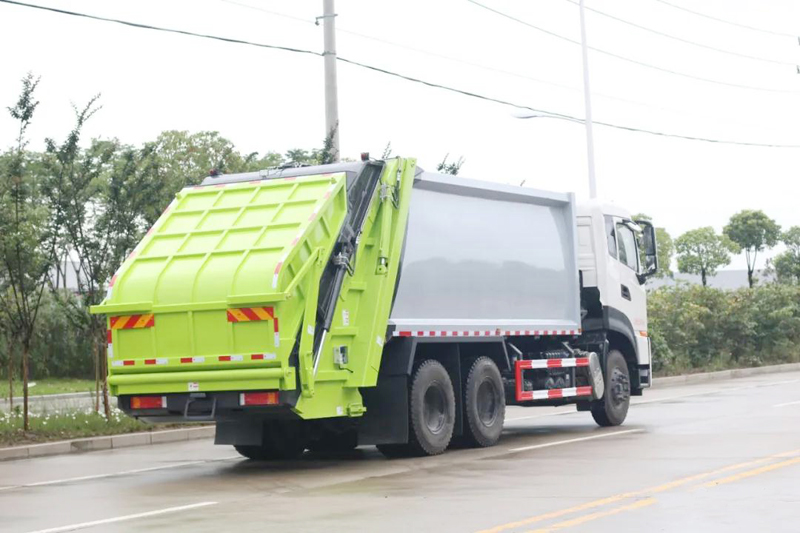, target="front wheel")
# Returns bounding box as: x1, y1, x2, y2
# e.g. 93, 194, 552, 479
591, 350, 631, 427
